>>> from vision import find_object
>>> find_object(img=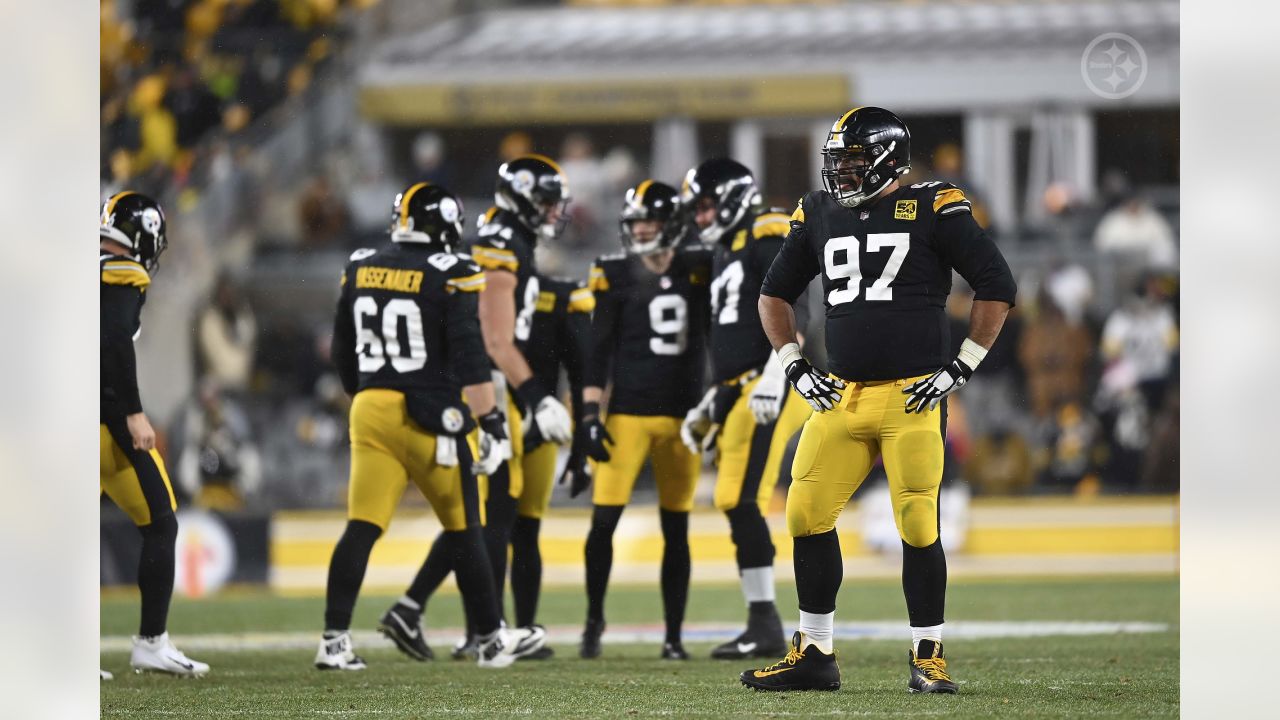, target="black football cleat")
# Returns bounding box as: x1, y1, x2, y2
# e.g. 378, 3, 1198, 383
450, 634, 479, 661
661, 641, 690, 660
378, 604, 434, 661
908, 640, 958, 694
579, 618, 605, 659
711, 604, 786, 659
739, 631, 840, 692
518, 645, 555, 661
